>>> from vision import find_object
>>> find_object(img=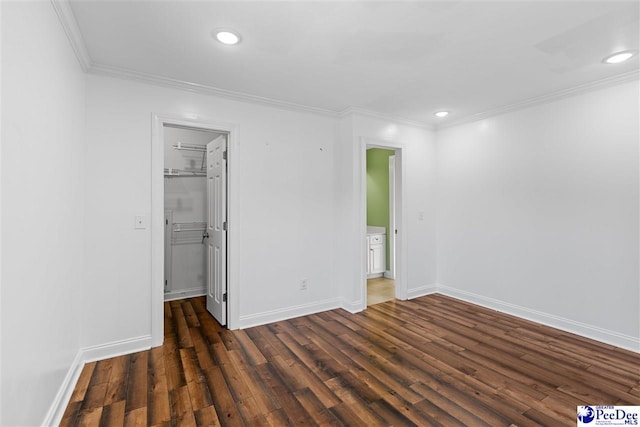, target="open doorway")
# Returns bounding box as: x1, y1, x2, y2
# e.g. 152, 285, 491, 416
151, 114, 237, 347
163, 125, 226, 302
366, 148, 396, 305
360, 138, 406, 309
162, 124, 228, 327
